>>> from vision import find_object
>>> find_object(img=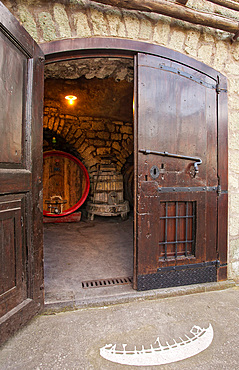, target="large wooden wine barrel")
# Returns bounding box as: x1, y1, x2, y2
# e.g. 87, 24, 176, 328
43, 151, 90, 217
